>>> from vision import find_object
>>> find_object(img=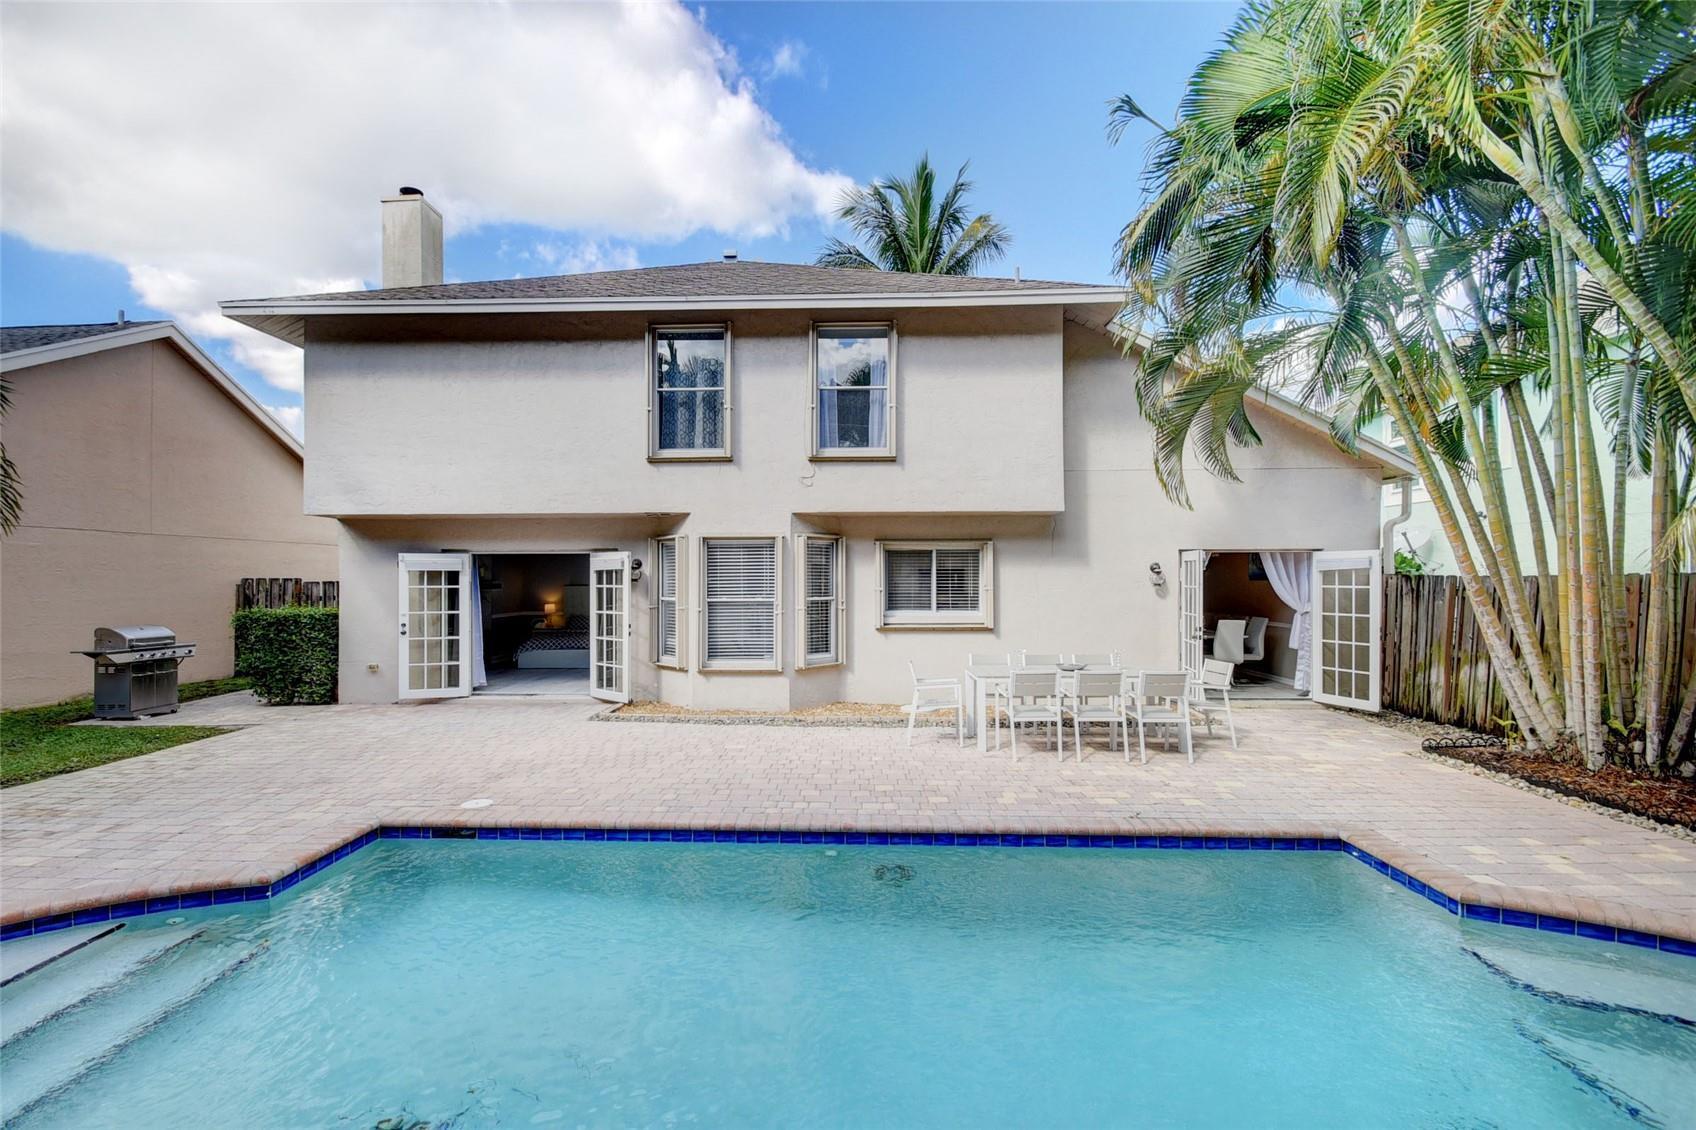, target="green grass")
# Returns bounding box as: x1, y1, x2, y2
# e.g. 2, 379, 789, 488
0, 677, 249, 788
